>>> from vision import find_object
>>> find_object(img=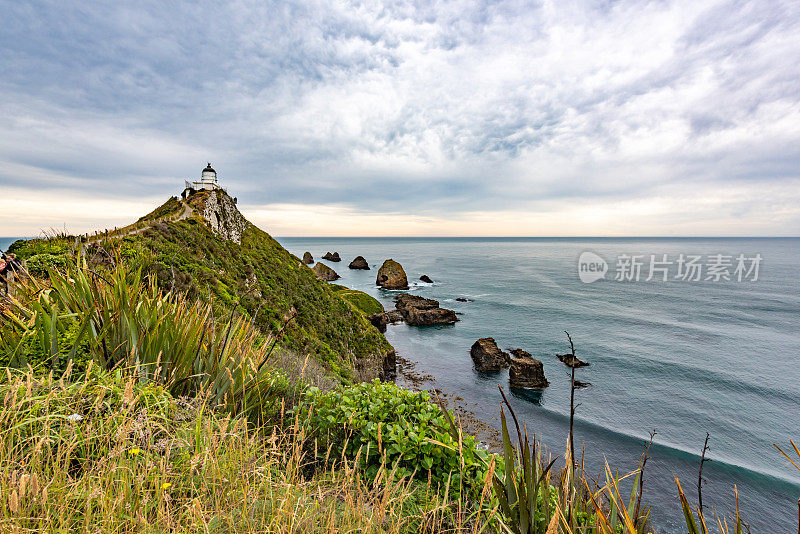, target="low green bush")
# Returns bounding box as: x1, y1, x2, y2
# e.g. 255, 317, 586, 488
23, 253, 69, 277
297, 380, 489, 496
